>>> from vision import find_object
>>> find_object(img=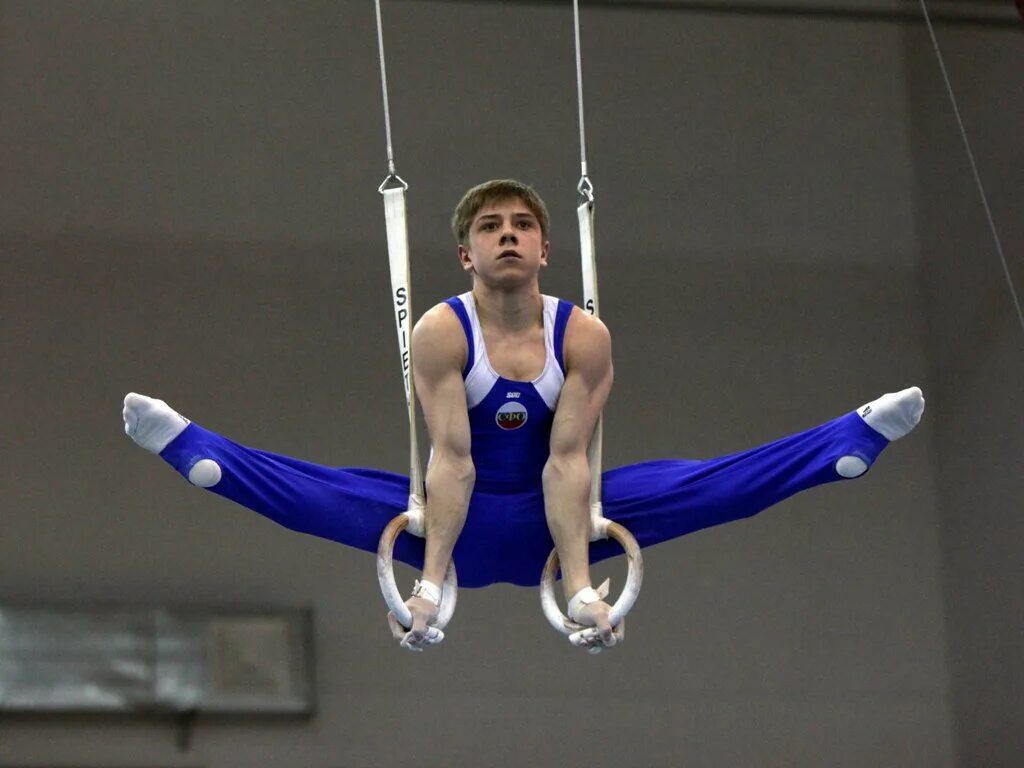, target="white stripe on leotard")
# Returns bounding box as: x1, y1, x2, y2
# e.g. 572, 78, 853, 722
457, 291, 565, 411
